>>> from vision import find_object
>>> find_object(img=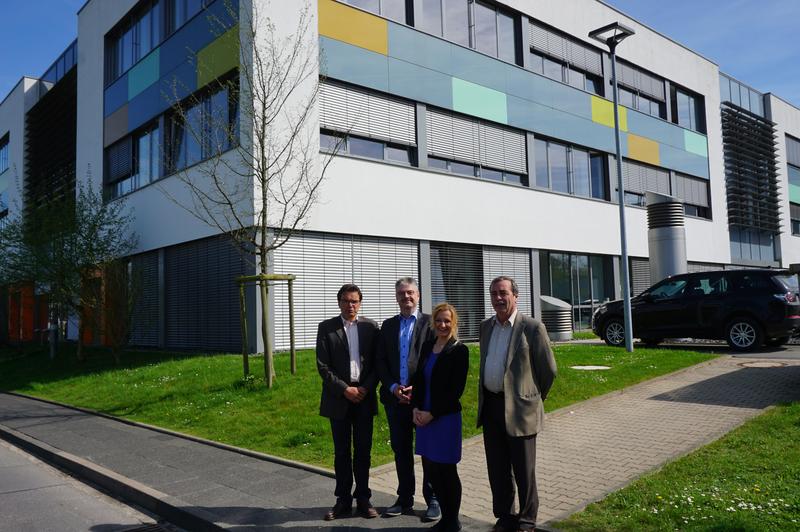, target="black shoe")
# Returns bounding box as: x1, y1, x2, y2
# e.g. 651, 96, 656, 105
383, 499, 413, 517
324, 500, 352, 521
356, 499, 379, 518
423, 499, 441, 522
